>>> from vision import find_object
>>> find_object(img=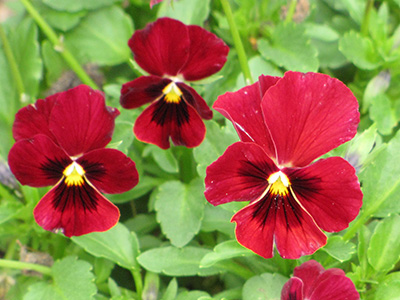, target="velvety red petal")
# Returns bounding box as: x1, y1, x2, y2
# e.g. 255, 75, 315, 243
13, 95, 57, 142
177, 82, 212, 119
134, 98, 205, 149
49, 85, 119, 157
34, 178, 120, 237
120, 76, 170, 109
262, 71, 360, 167
8, 134, 71, 187
285, 157, 362, 232
129, 17, 190, 77
205, 142, 277, 206
310, 272, 360, 300
281, 277, 303, 300
292, 260, 325, 298
213, 75, 280, 159
180, 25, 229, 81
78, 148, 139, 194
